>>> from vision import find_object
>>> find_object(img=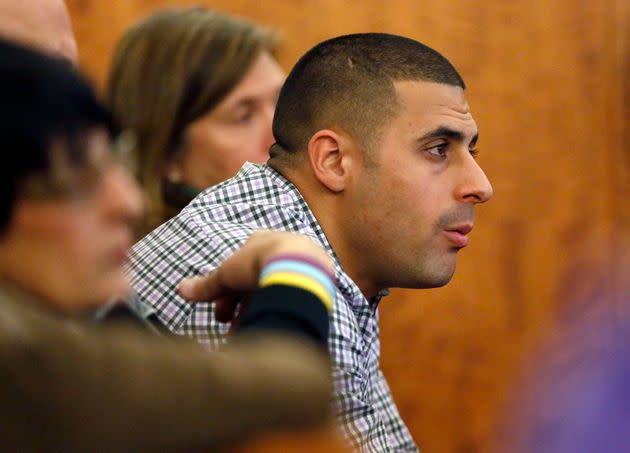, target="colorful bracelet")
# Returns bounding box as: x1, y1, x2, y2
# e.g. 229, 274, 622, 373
259, 255, 336, 312
262, 253, 335, 281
